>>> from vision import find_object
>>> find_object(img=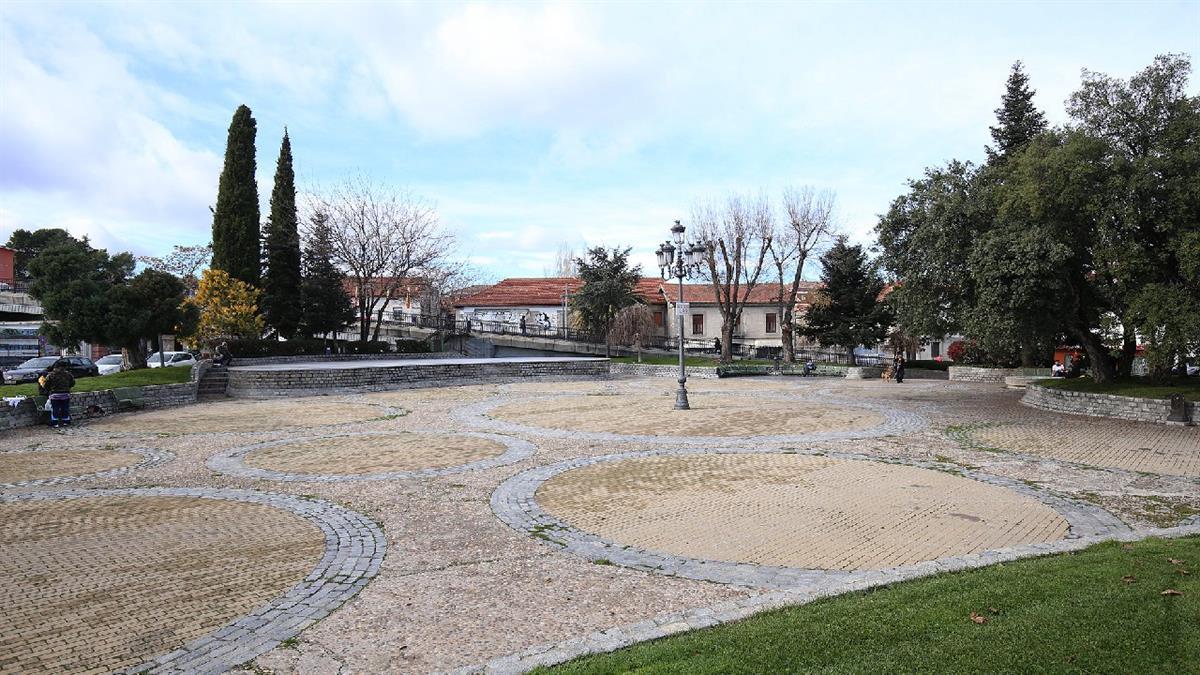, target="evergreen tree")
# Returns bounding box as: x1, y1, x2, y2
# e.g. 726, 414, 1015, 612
800, 237, 892, 365
211, 104, 261, 286
299, 211, 355, 338
570, 246, 642, 357
262, 129, 302, 338
987, 61, 1048, 160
